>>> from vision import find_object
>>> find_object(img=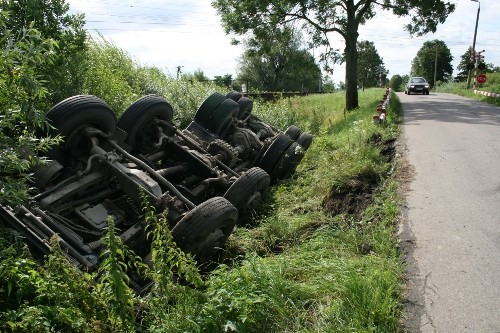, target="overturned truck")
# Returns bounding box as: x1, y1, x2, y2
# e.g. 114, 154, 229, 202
0, 92, 312, 288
